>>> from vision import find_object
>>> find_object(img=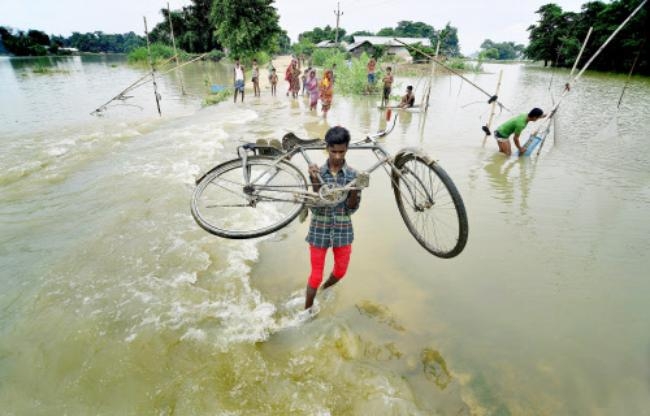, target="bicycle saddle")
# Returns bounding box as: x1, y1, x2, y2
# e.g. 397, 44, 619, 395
281, 132, 322, 151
